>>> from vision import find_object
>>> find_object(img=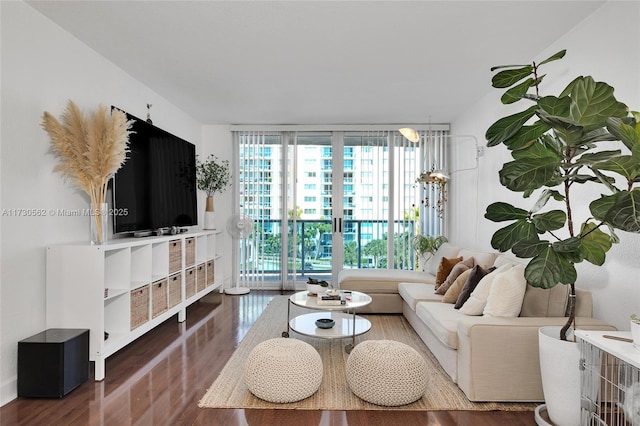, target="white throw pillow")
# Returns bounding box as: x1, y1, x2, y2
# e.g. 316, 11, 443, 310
425, 243, 460, 276
483, 263, 527, 317
459, 263, 514, 315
